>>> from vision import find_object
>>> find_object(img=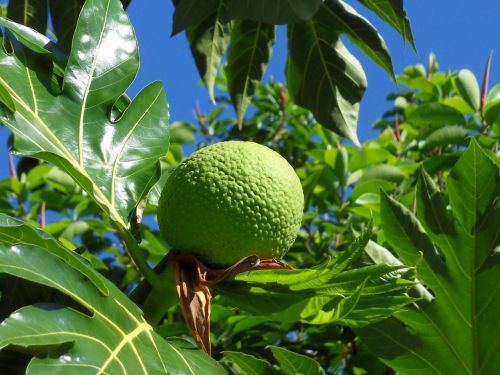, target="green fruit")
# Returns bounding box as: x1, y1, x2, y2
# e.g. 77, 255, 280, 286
158, 141, 304, 266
